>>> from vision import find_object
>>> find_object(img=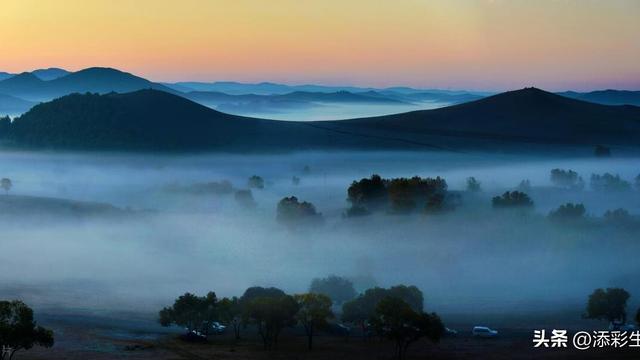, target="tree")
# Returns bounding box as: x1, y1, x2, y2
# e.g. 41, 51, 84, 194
245, 295, 299, 350
369, 297, 444, 360
604, 208, 632, 224
548, 203, 586, 222
234, 189, 256, 208
294, 293, 334, 350
276, 196, 323, 227
585, 288, 630, 323
1, 179, 11, 195
635, 174, 640, 191
0, 116, 10, 139
466, 177, 481, 192
594, 145, 611, 157
517, 179, 531, 192
492, 191, 533, 208
347, 174, 388, 211
240, 286, 286, 305
248, 175, 264, 189
0, 300, 54, 360
590, 173, 631, 192
341, 285, 424, 337
218, 297, 242, 340
636, 307, 640, 325
309, 275, 357, 305
550, 169, 584, 189
292, 176, 300, 186
158, 292, 218, 337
